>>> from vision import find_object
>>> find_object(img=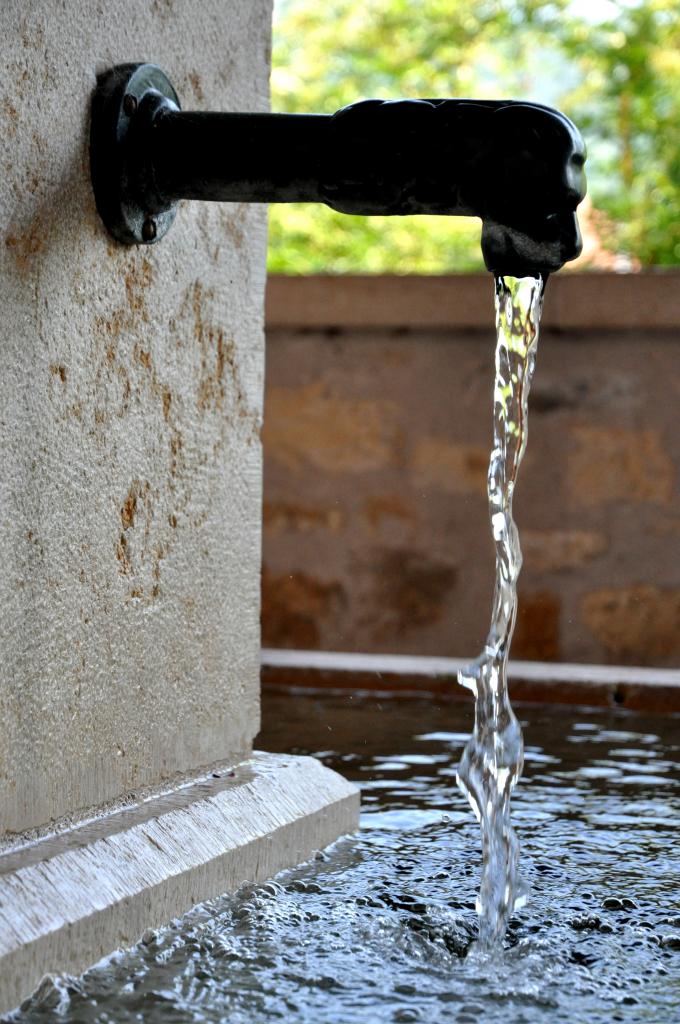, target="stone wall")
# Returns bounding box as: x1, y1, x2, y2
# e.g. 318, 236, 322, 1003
263, 273, 680, 668
0, 0, 272, 840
